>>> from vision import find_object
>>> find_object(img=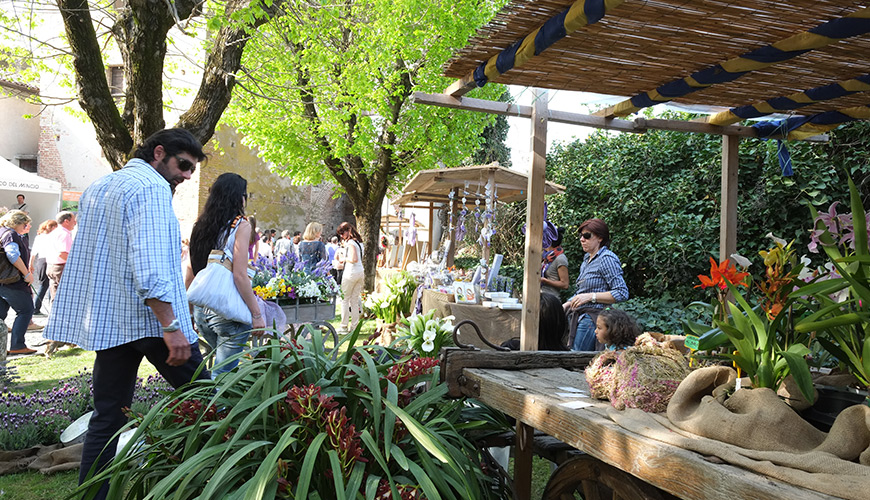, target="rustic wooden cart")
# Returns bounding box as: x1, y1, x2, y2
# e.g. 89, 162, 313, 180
440, 348, 836, 500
